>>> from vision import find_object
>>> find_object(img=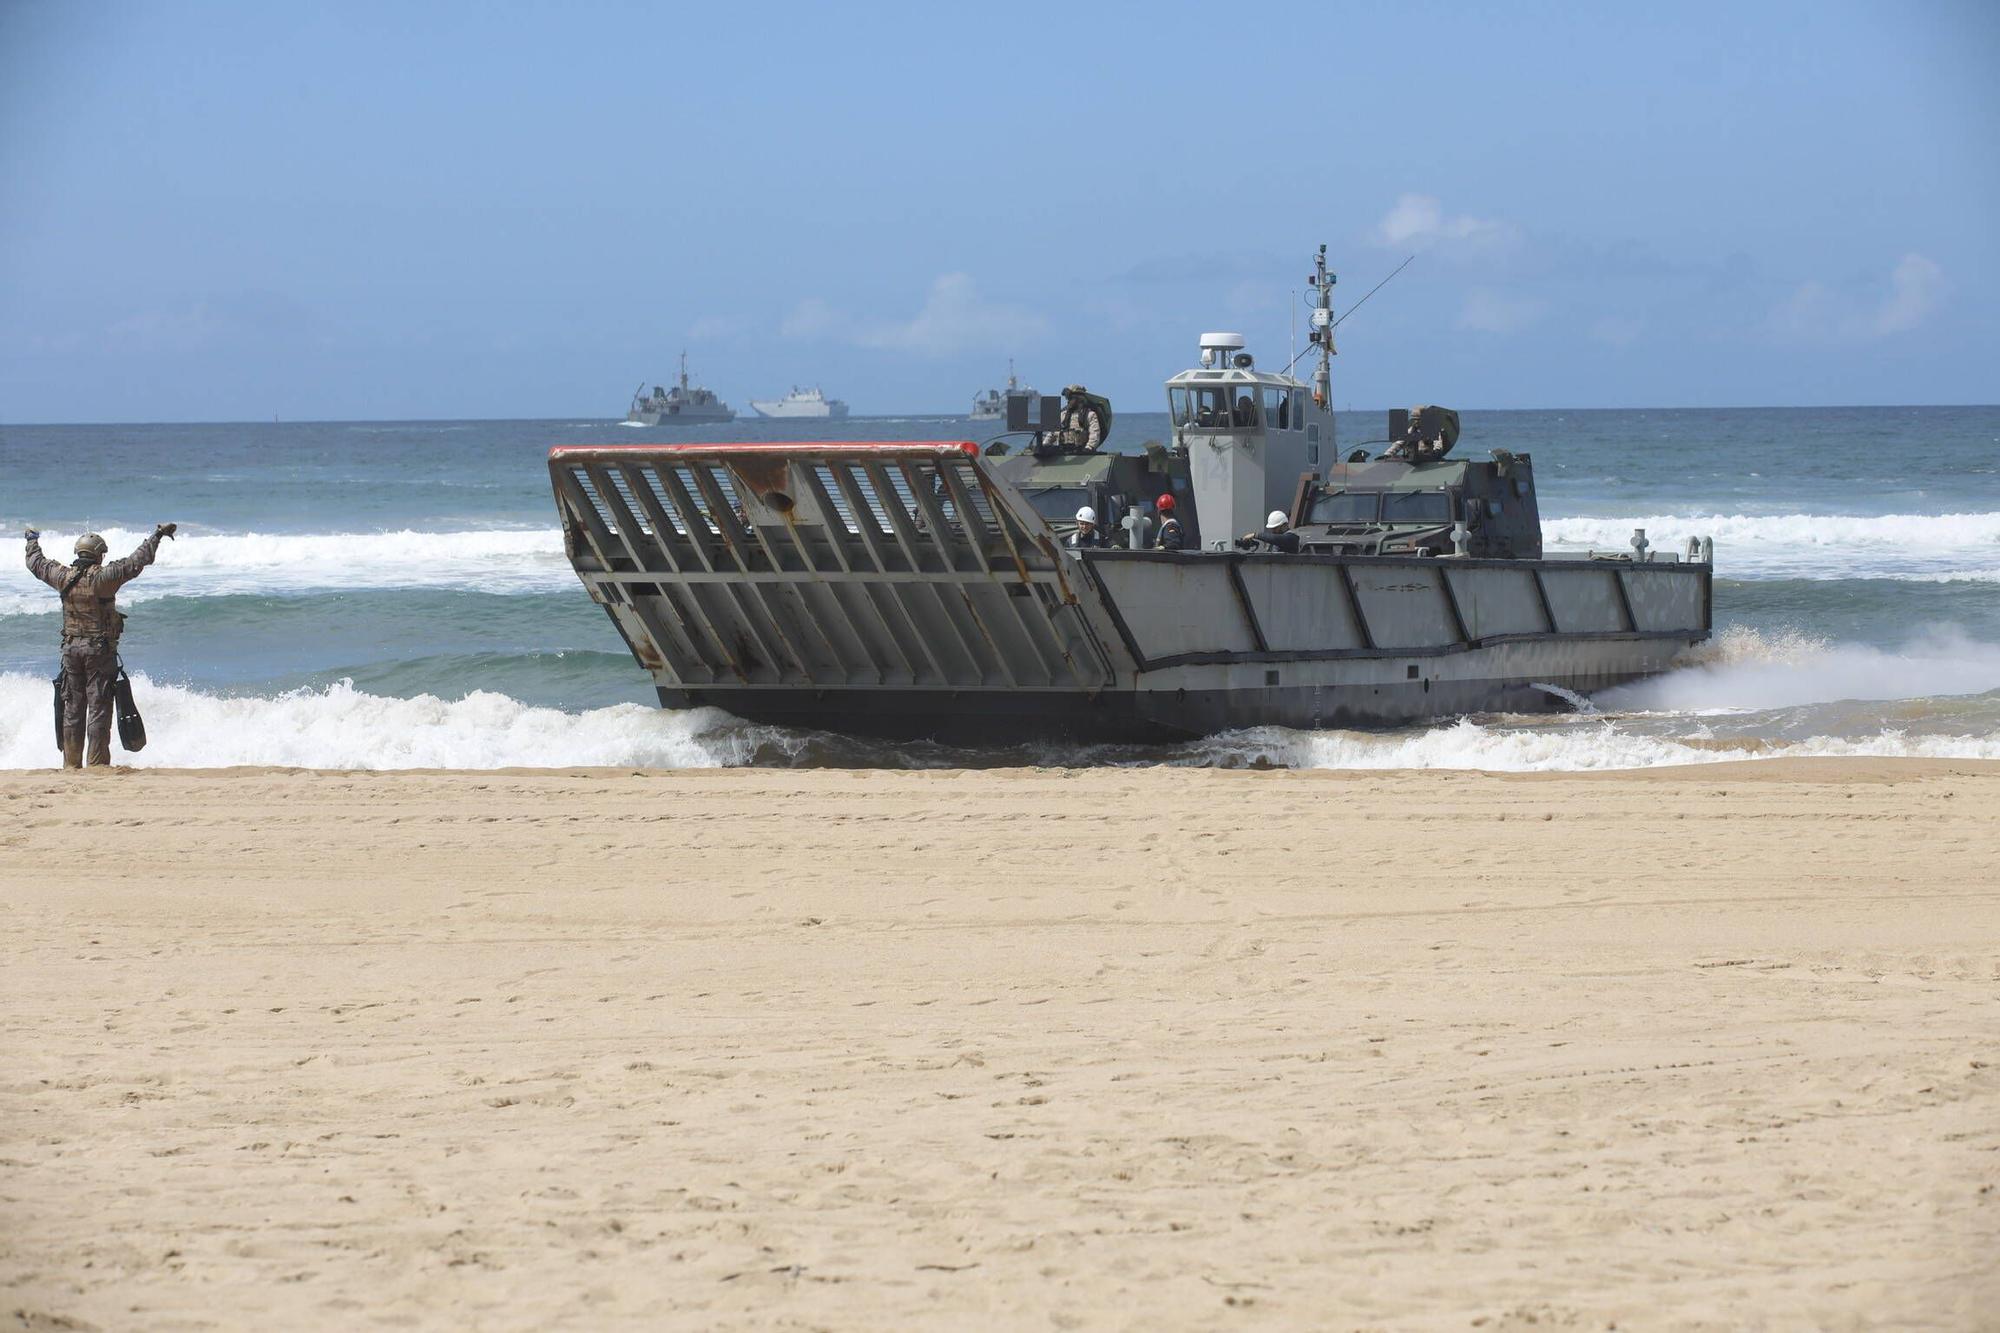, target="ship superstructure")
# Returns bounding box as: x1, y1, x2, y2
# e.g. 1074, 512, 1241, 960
971, 360, 1036, 420
627, 352, 734, 425
749, 386, 849, 419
